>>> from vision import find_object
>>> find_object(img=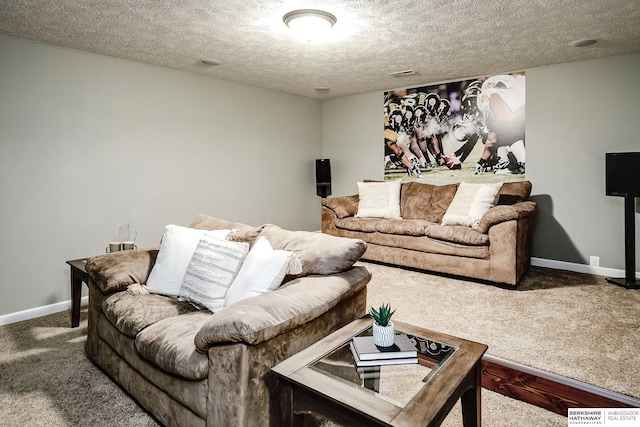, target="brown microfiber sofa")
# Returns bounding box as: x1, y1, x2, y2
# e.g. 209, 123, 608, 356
322, 180, 536, 286
84, 215, 371, 427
